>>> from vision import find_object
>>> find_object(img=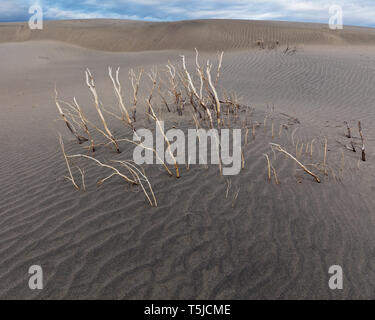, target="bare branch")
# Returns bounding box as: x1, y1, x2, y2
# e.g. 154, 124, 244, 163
55, 87, 88, 144
59, 135, 80, 190
270, 143, 321, 183
86, 69, 120, 153
108, 66, 132, 126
